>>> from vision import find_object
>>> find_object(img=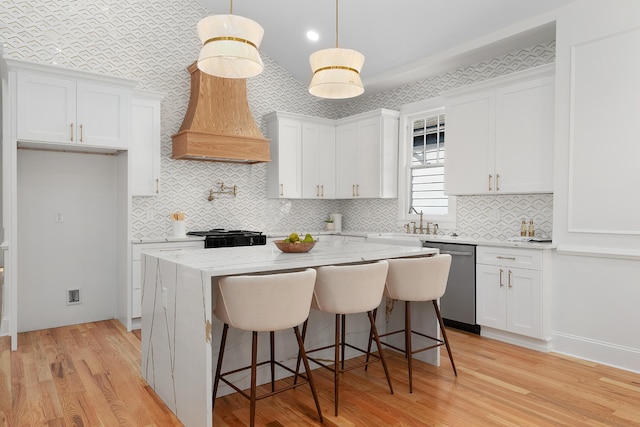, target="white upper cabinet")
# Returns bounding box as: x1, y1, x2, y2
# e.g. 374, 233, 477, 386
16, 71, 131, 150
335, 109, 399, 199
301, 121, 335, 198
265, 109, 399, 199
265, 113, 303, 198
444, 64, 554, 195
131, 90, 164, 196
